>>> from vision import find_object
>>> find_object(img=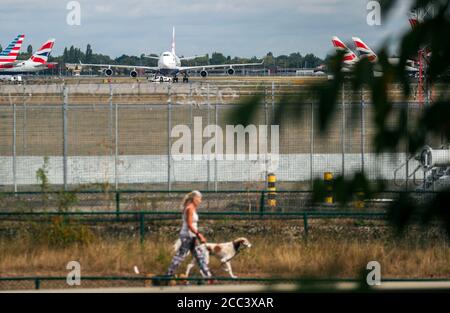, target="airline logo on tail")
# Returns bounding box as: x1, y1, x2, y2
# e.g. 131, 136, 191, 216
352, 37, 378, 63
331, 36, 358, 64
0, 34, 25, 63
30, 39, 55, 64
